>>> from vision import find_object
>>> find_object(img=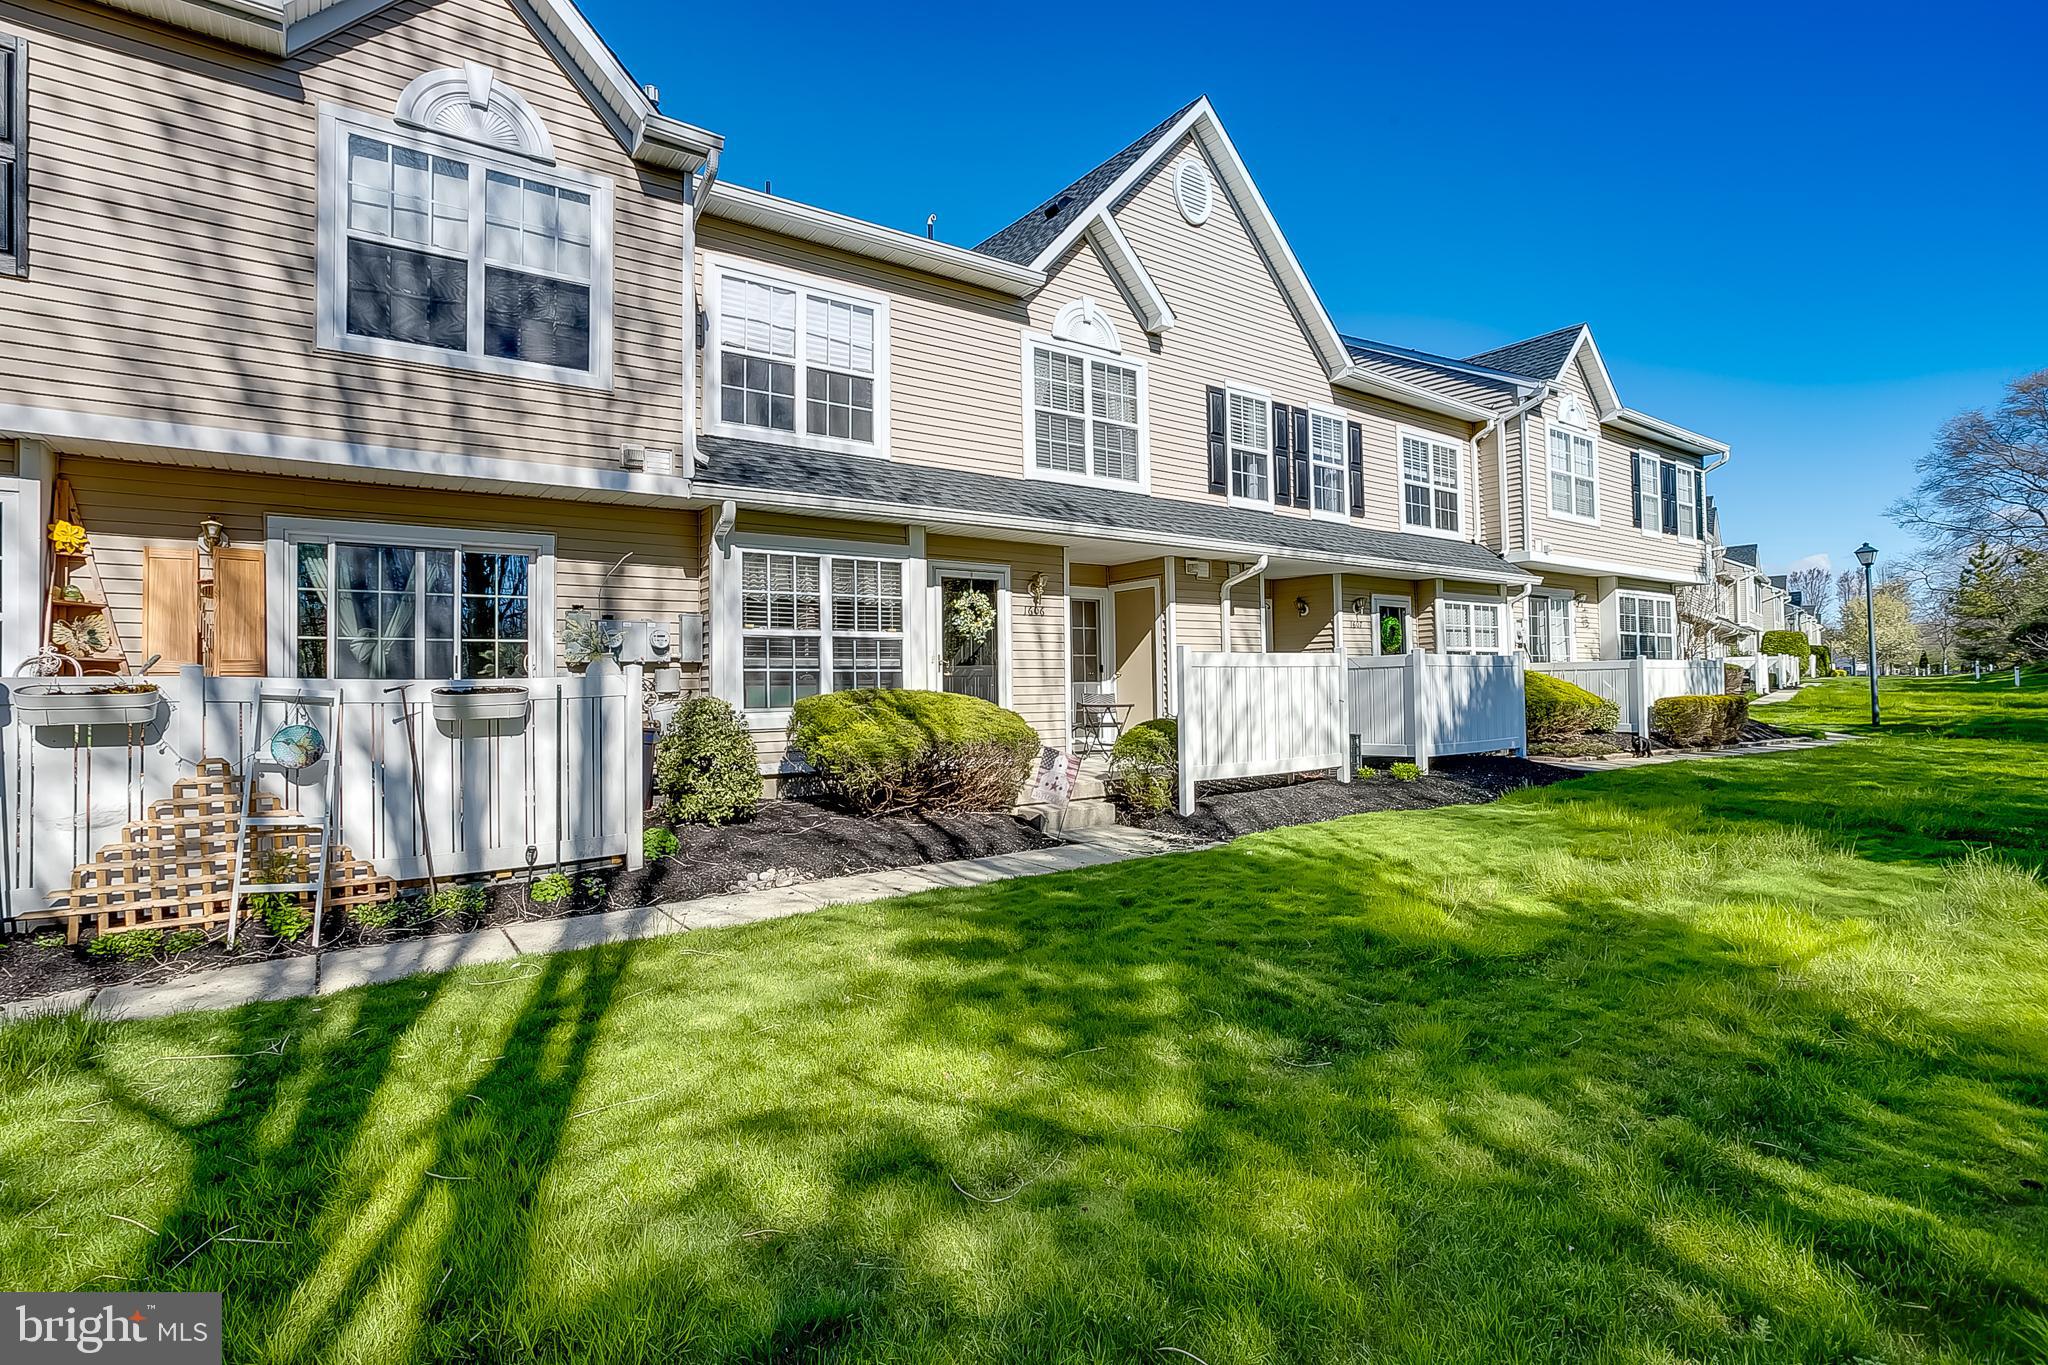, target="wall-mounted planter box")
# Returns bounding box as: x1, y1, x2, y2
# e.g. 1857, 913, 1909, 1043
11, 684, 163, 729
431, 685, 530, 727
